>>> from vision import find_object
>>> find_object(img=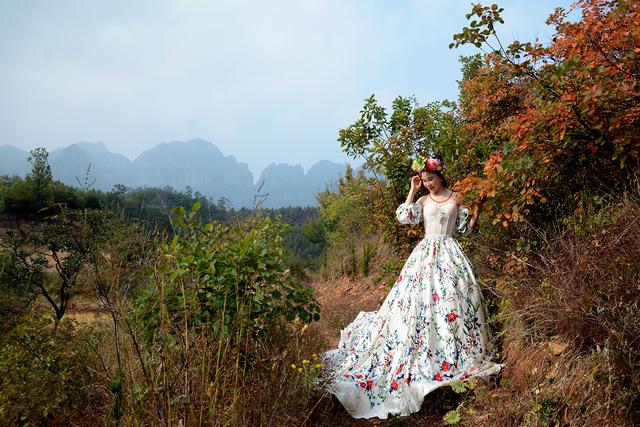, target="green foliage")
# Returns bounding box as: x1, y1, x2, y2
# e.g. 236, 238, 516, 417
457, 54, 484, 114
1, 165, 320, 278
116, 203, 325, 424
316, 165, 380, 277
262, 206, 324, 272
3, 208, 114, 320
108, 368, 125, 423
560, 192, 624, 238
26, 147, 53, 207
0, 314, 104, 426
361, 242, 376, 276
338, 95, 464, 203
443, 409, 462, 425
115, 186, 229, 231
0, 247, 34, 335
449, 379, 470, 394
532, 396, 561, 426
457, 54, 483, 88
51, 181, 82, 209
3, 176, 40, 215
449, 3, 505, 50
375, 256, 405, 288
337, 94, 466, 254
379, 257, 403, 274
1, 147, 65, 214
2, 173, 82, 216
134, 203, 320, 343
